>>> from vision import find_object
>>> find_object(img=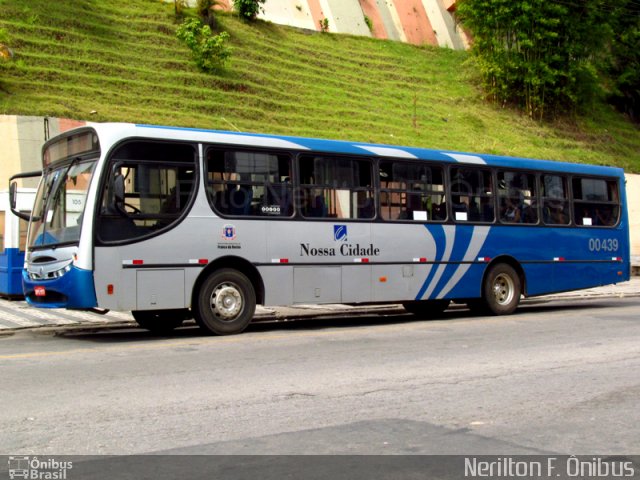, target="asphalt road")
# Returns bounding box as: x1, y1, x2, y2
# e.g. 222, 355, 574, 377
1, 297, 639, 458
